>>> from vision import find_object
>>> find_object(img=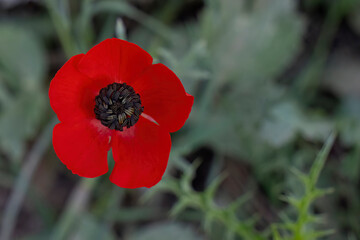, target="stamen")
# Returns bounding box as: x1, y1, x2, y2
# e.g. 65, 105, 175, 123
94, 83, 144, 131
